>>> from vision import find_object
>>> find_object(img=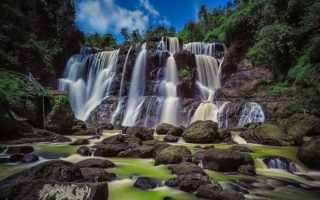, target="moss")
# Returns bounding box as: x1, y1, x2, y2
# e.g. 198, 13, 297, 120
268, 82, 289, 94
179, 68, 190, 77
246, 40, 262, 58
288, 55, 313, 82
